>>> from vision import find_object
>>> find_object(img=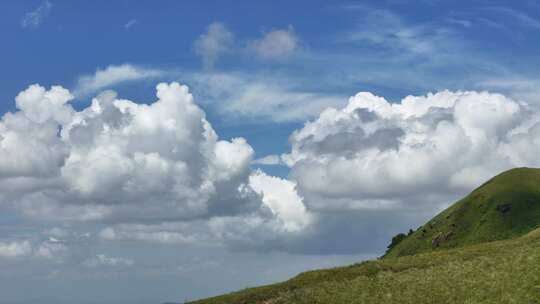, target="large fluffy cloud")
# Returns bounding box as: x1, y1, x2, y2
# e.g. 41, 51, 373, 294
283, 90, 540, 212
0, 82, 312, 249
